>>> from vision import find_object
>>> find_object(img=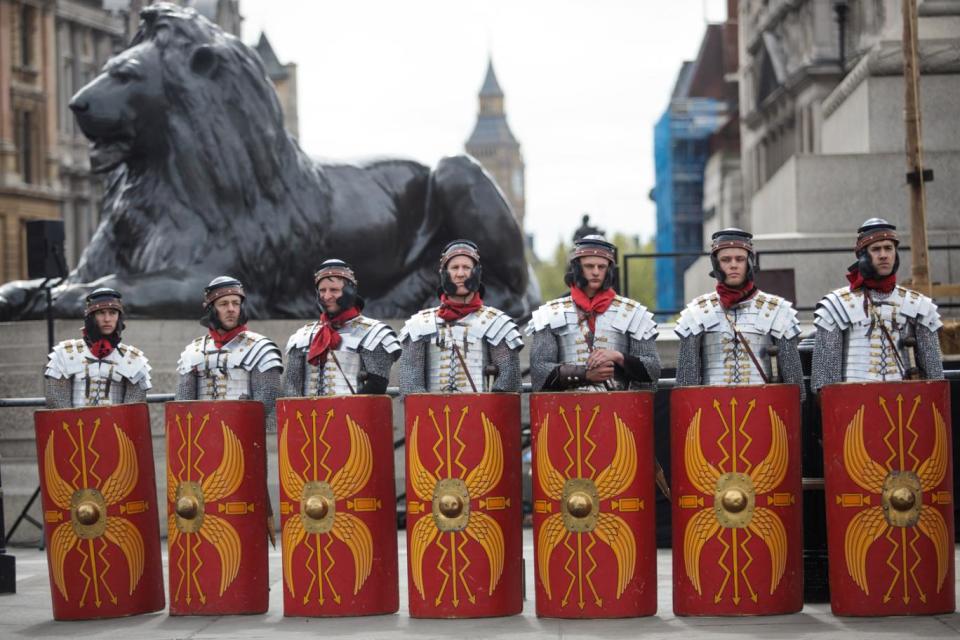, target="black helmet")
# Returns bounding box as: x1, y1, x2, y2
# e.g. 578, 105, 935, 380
200, 276, 247, 329
563, 235, 617, 290
314, 259, 364, 313
708, 228, 757, 284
